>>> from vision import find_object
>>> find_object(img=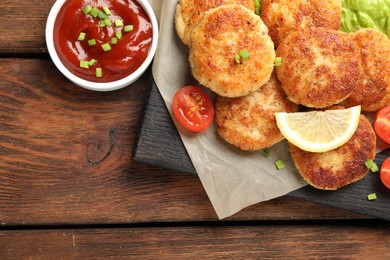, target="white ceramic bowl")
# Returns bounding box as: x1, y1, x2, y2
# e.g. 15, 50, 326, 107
45, 0, 158, 91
